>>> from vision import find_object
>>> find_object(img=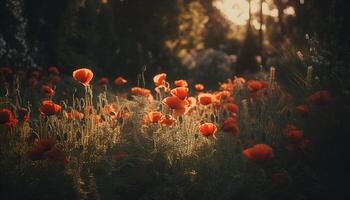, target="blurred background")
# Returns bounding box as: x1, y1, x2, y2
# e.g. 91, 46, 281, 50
0, 0, 349, 86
